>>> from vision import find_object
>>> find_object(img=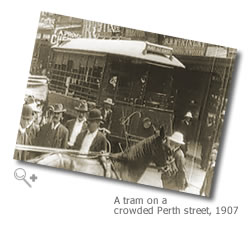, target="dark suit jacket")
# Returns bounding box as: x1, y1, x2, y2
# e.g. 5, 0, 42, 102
100, 108, 112, 130
16, 123, 39, 146
35, 123, 68, 149
65, 118, 87, 140
73, 130, 107, 153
